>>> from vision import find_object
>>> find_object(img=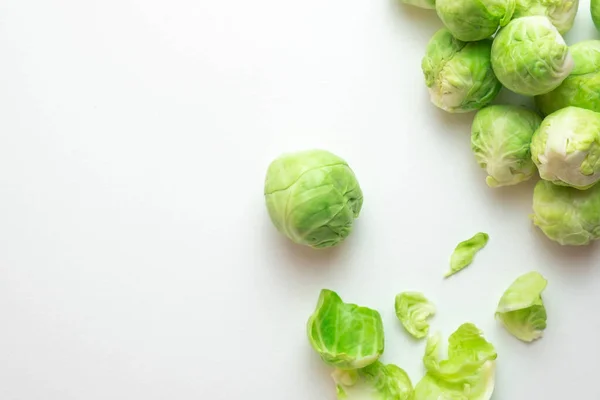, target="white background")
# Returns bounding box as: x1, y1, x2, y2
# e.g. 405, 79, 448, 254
0, 1, 599, 399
